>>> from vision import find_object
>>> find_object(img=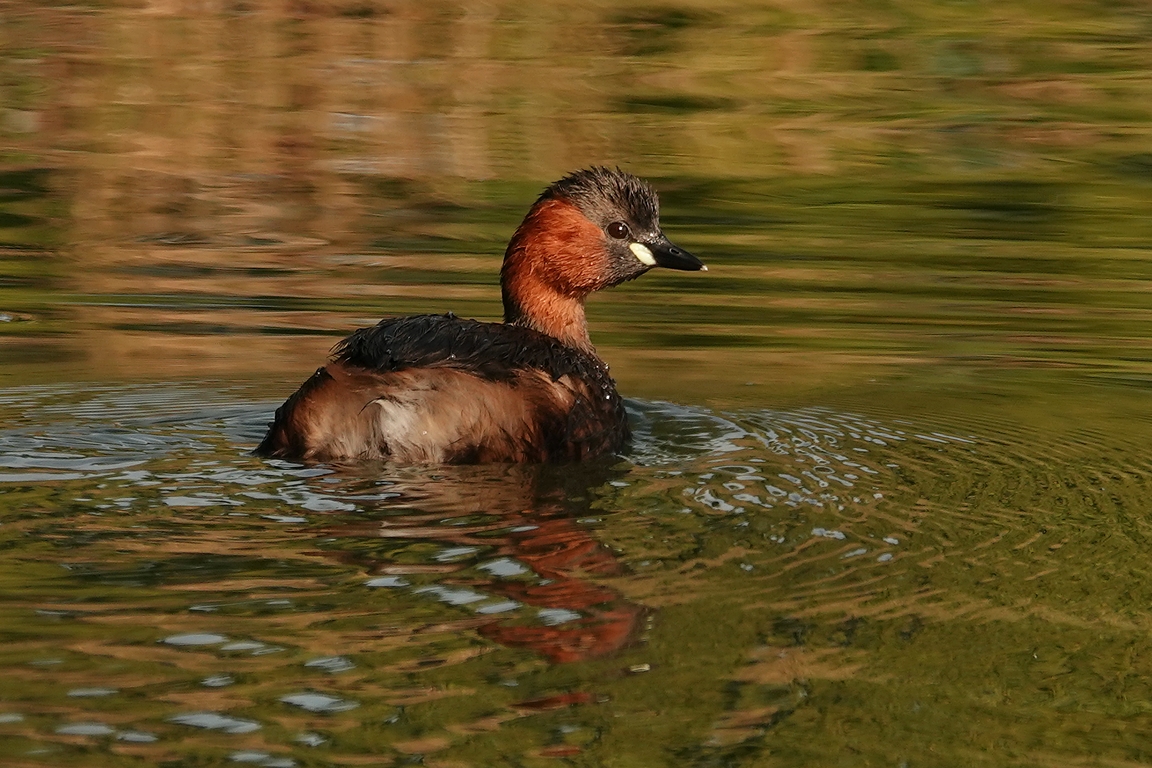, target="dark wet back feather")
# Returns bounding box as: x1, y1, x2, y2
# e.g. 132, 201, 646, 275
333, 313, 615, 389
